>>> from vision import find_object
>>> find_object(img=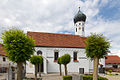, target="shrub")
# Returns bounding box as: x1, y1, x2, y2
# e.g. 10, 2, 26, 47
60, 54, 71, 75
108, 70, 112, 73
63, 75, 72, 80
60, 54, 71, 65
83, 76, 108, 80
83, 76, 93, 80
98, 77, 108, 80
